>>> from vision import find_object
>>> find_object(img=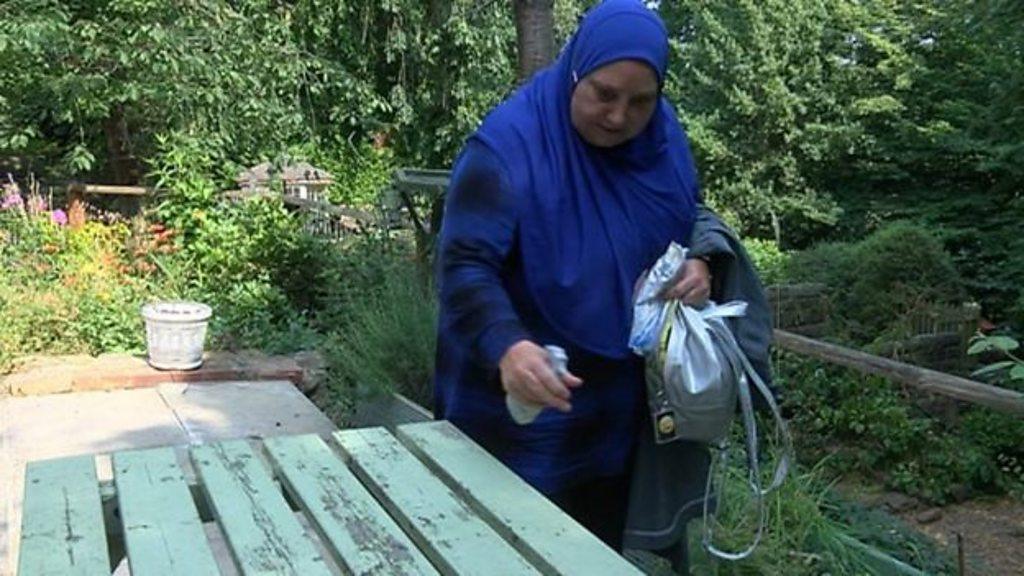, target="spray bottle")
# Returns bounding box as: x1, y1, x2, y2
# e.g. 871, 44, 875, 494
506, 345, 569, 425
